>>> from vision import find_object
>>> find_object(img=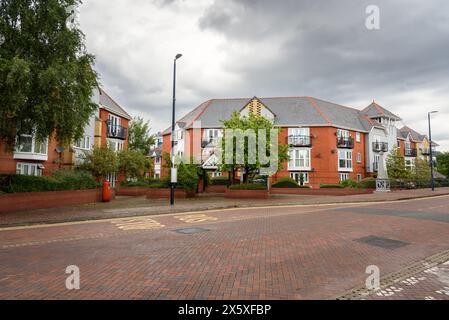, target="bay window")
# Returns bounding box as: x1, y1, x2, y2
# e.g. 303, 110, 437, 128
14, 133, 48, 161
